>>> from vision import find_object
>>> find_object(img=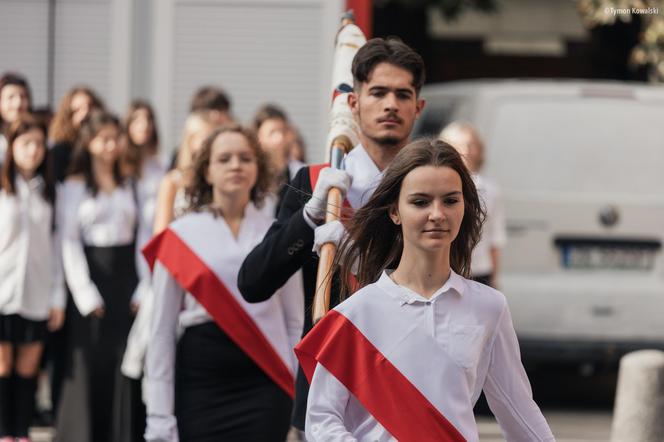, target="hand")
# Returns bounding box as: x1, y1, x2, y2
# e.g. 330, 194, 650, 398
47, 308, 65, 331
89, 306, 105, 318
304, 168, 351, 224
313, 220, 347, 256
130, 300, 140, 315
